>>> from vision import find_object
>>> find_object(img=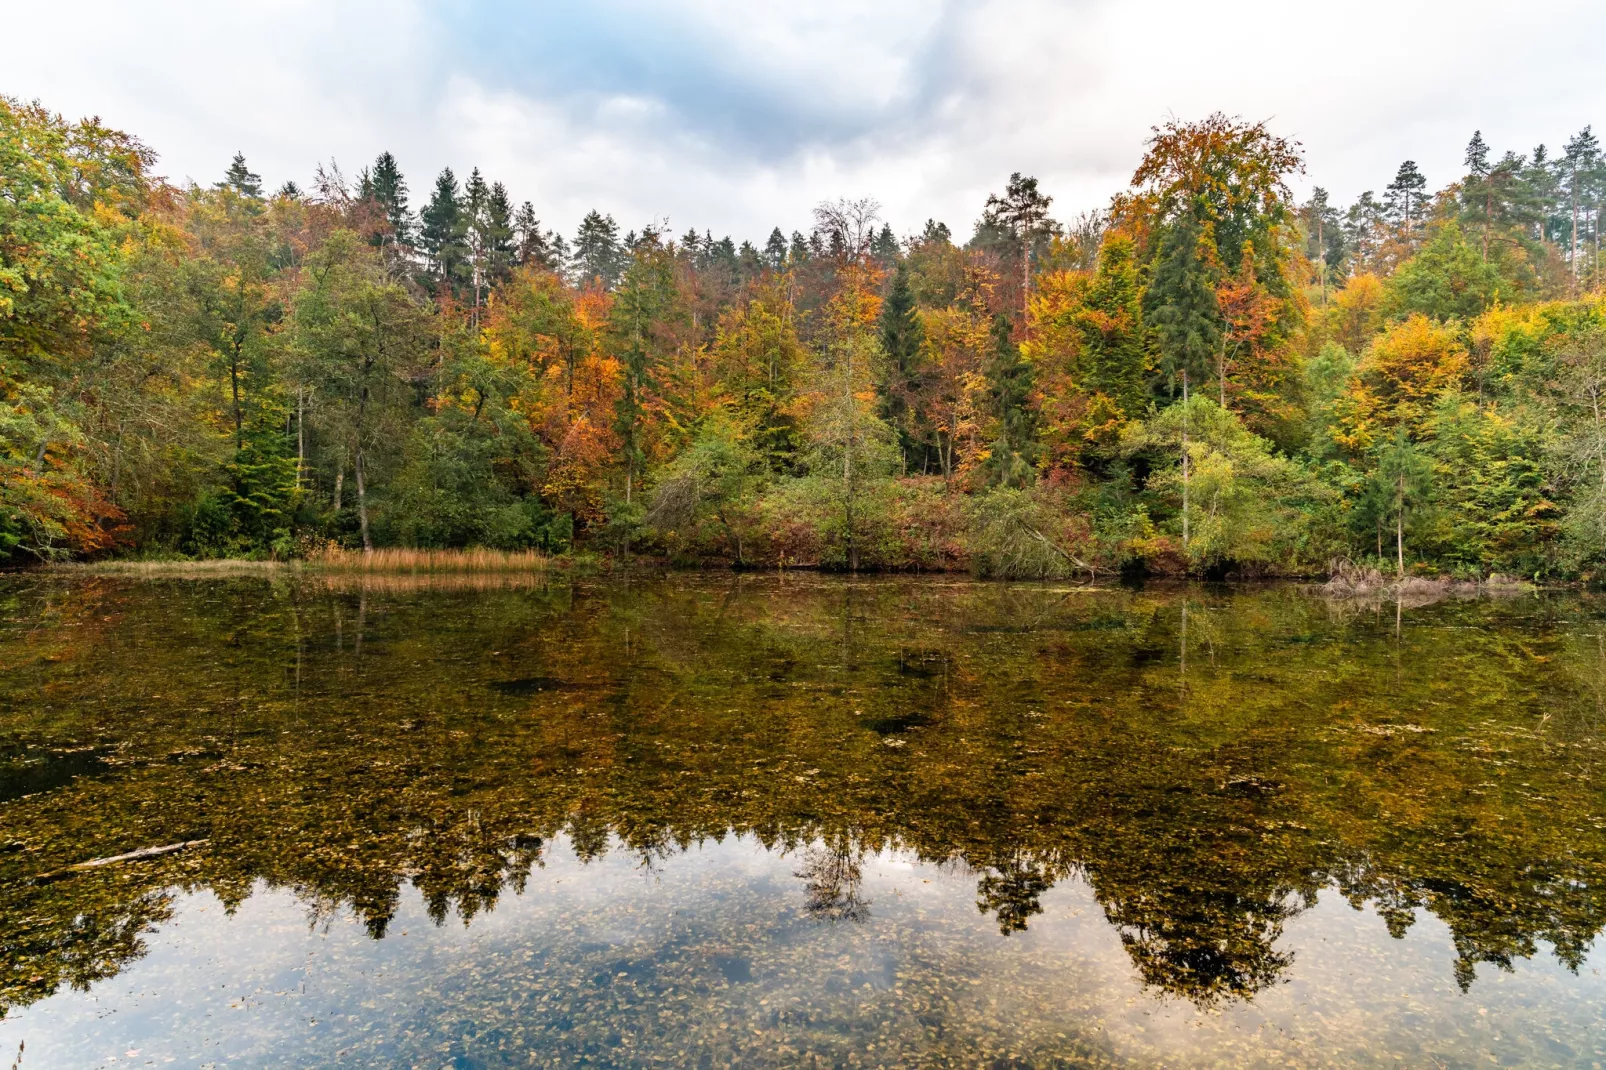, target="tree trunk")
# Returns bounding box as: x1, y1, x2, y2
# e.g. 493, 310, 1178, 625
355, 379, 372, 553
1572, 166, 1581, 296
230, 344, 244, 452
355, 443, 372, 553
1181, 371, 1190, 557
1395, 473, 1405, 579
843, 341, 857, 571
